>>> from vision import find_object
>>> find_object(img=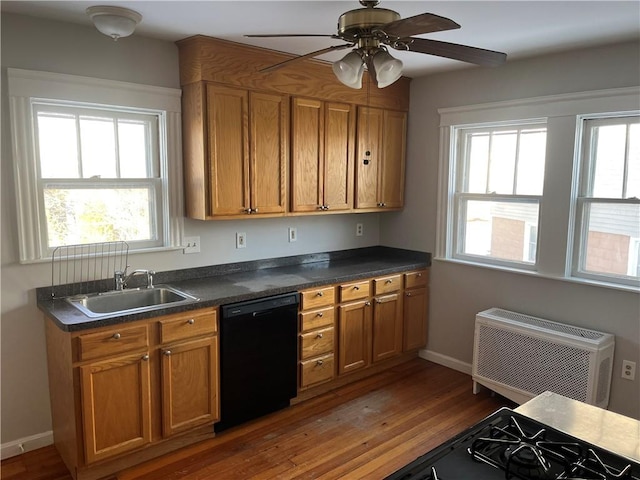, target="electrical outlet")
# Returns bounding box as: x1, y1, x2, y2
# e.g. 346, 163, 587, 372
622, 360, 636, 380
356, 223, 363, 236
236, 232, 246, 249
288, 227, 297, 243
183, 236, 201, 254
